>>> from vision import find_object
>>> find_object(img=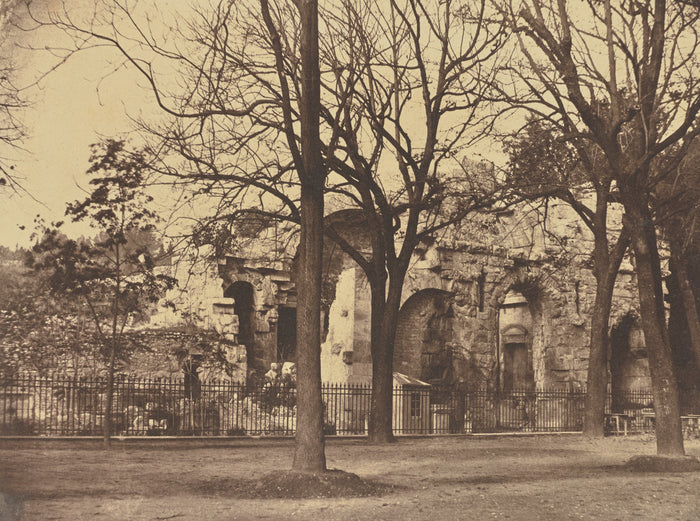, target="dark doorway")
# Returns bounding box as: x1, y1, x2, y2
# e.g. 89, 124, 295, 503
182, 355, 202, 400
225, 281, 257, 371
277, 307, 296, 363
503, 342, 531, 390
